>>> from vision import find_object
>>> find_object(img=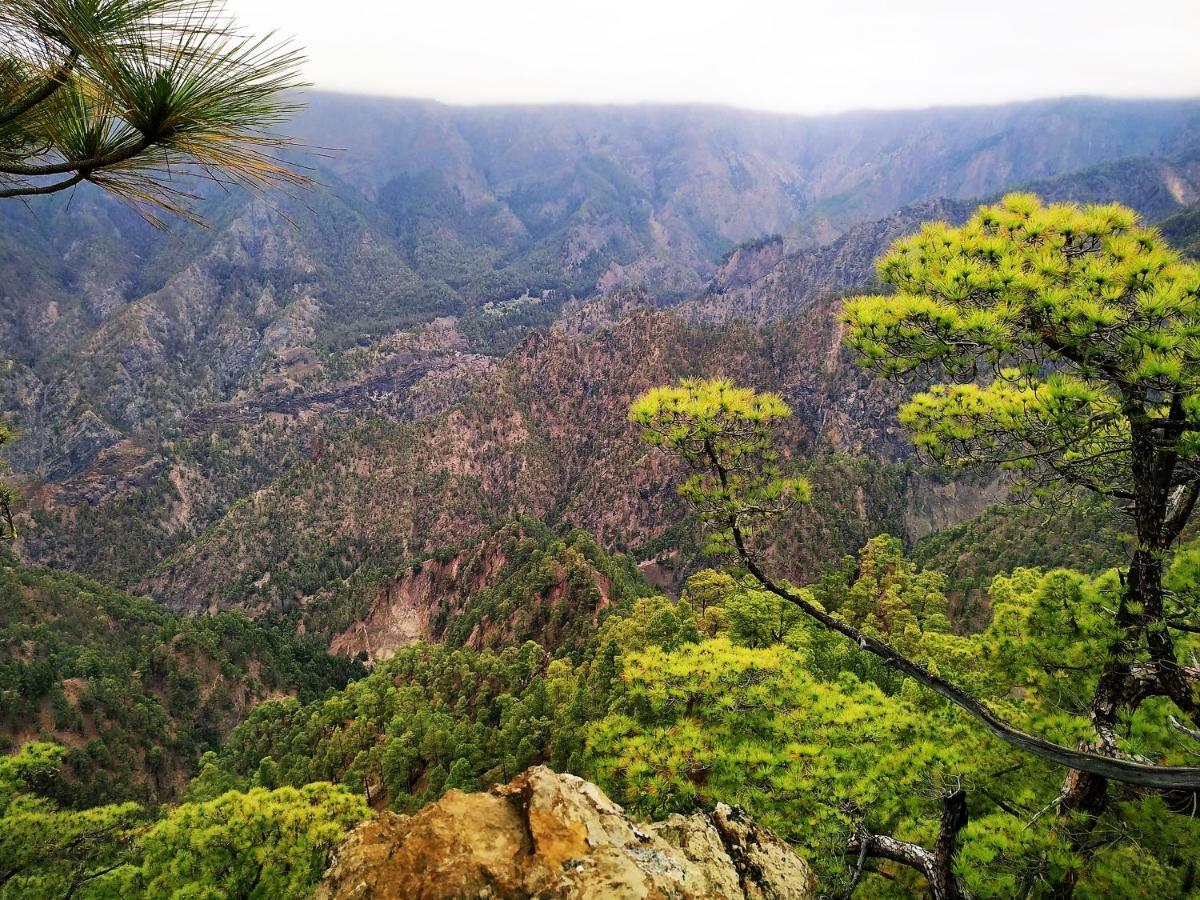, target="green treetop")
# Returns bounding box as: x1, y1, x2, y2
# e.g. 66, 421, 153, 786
629, 378, 809, 558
